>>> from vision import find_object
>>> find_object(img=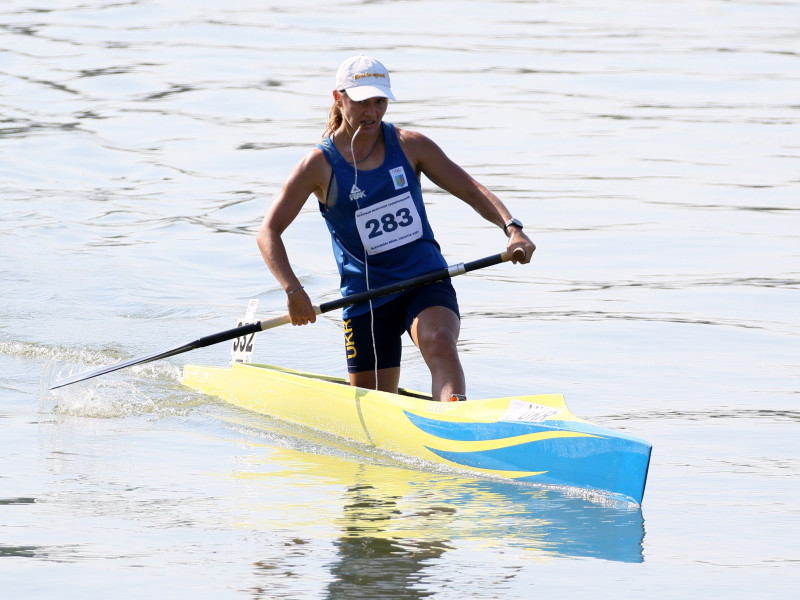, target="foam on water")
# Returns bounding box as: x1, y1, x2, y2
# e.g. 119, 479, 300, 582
32, 342, 188, 419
